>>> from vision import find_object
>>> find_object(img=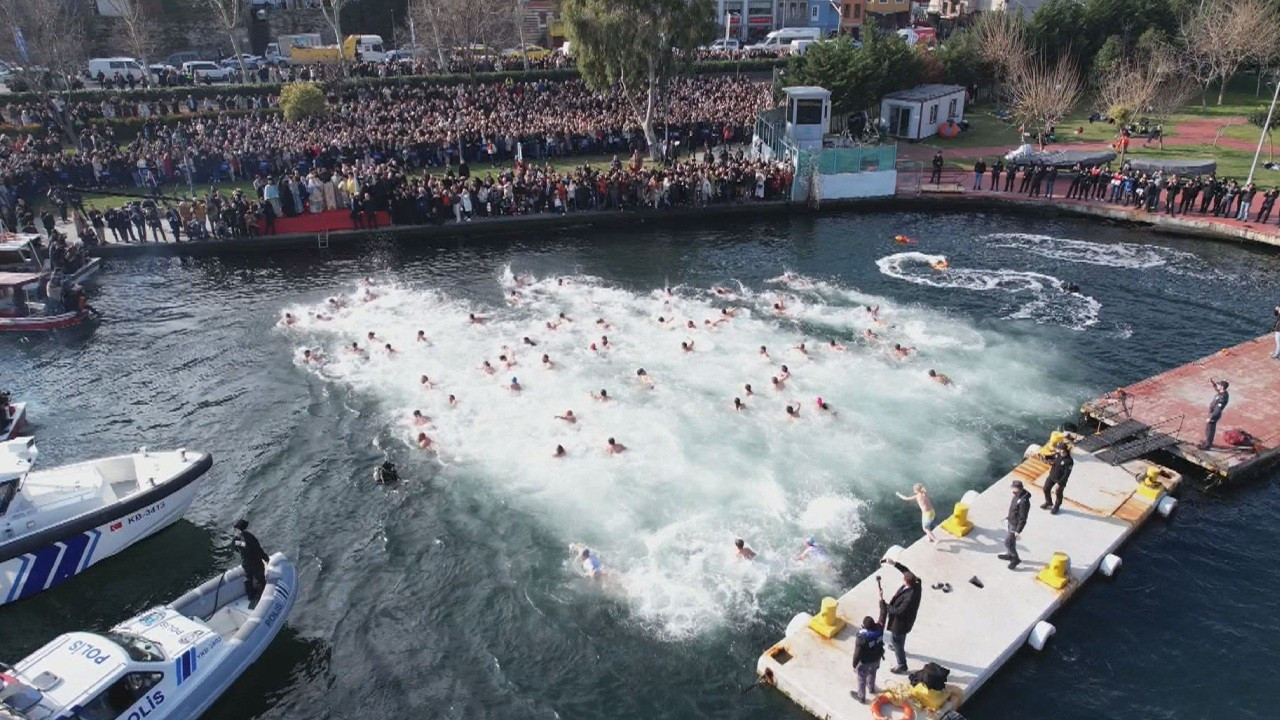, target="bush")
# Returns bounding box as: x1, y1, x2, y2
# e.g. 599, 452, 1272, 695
1108, 103, 1135, 127
280, 83, 327, 120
